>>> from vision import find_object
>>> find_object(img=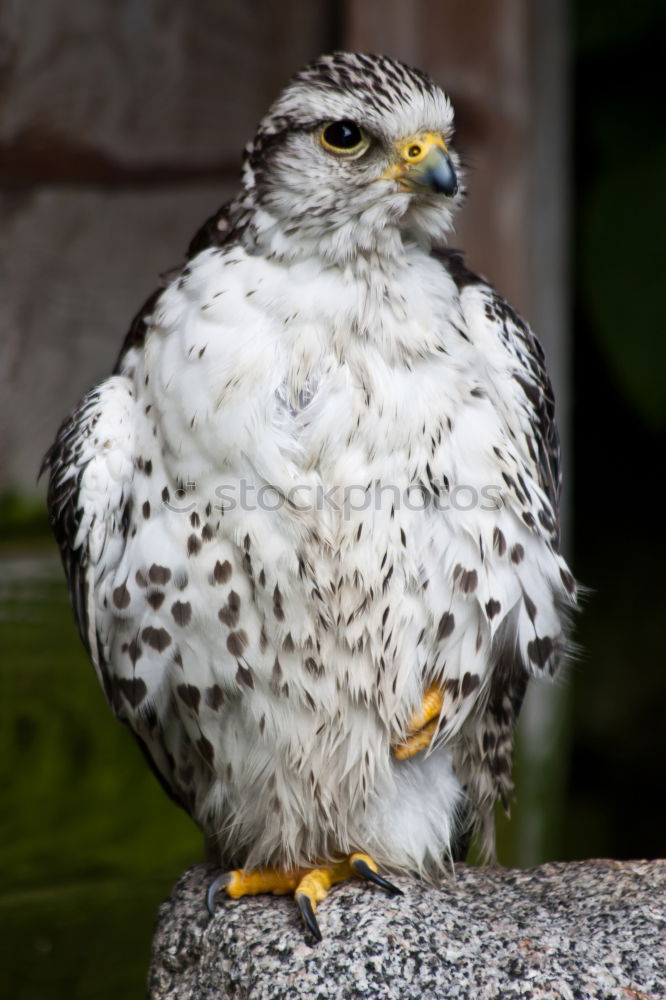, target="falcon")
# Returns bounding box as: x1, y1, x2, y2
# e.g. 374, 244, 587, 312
43, 52, 578, 940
